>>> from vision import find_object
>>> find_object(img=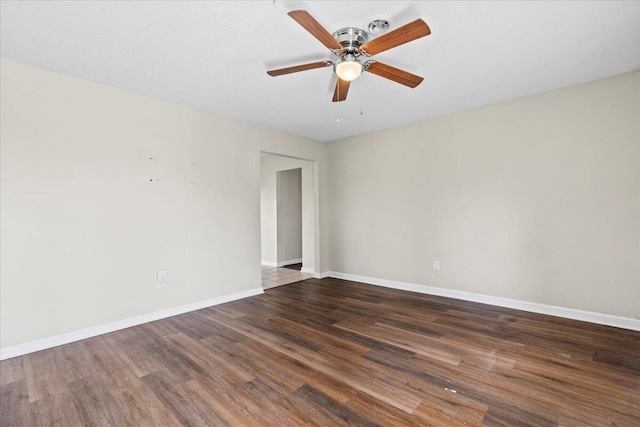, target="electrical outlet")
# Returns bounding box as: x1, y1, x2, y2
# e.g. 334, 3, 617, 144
157, 269, 167, 288
433, 261, 440, 271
